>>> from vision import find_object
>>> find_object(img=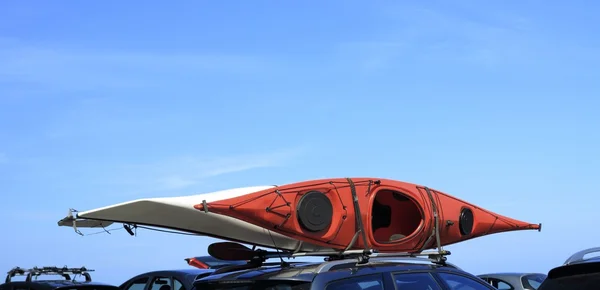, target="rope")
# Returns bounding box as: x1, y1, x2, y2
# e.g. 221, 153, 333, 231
81, 225, 200, 236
